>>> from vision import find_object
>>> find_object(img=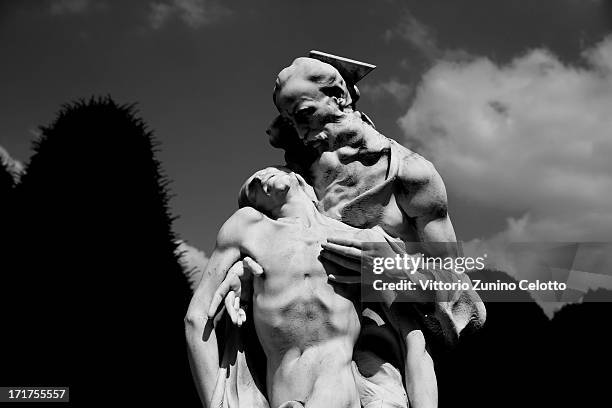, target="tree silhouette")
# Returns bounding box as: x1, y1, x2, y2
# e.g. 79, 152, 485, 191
0, 159, 14, 193
430, 269, 550, 407
0, 159, 14, 214
1, 147, 21, 360
434, 270, 612, 407
2, 98, 198, 405
548, 289, 612, 406
0, 146, 21, 213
